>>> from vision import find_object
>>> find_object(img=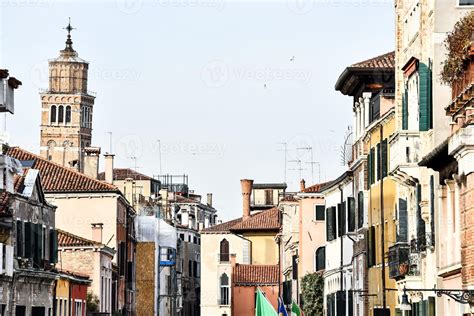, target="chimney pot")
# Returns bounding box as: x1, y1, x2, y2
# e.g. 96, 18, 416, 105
206, 193, 213, 207
300, 179, 306, 192
91, 223, 103, 244
240, 179, 253, 220
104, 154, 115, 184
